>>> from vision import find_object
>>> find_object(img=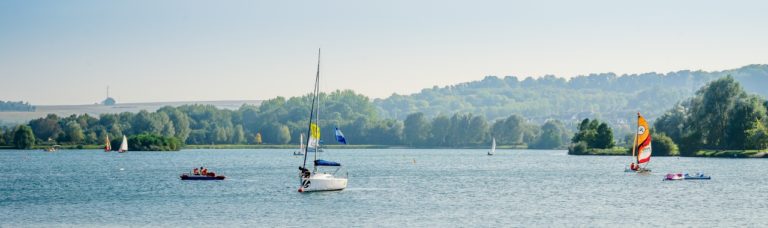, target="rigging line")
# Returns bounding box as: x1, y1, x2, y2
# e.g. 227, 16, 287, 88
314, 48, 321, 173
302, 49, 321, 170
